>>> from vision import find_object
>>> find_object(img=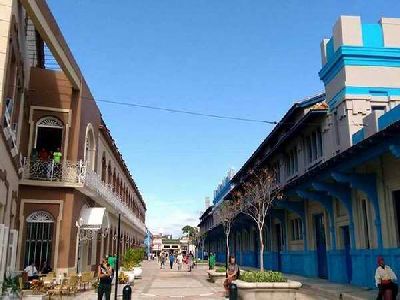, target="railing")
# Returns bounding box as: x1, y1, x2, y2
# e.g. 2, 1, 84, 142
22, 159, 146, 233
22, 158, 85, 182
83, 170, 146, 233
